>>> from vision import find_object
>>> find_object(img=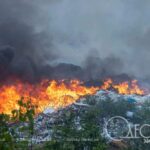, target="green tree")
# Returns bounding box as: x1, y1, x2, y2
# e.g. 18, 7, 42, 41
0, 98, 37, 150
44, 105, 107, 150
0, 114, 14, 150
12, 98, 37, 150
